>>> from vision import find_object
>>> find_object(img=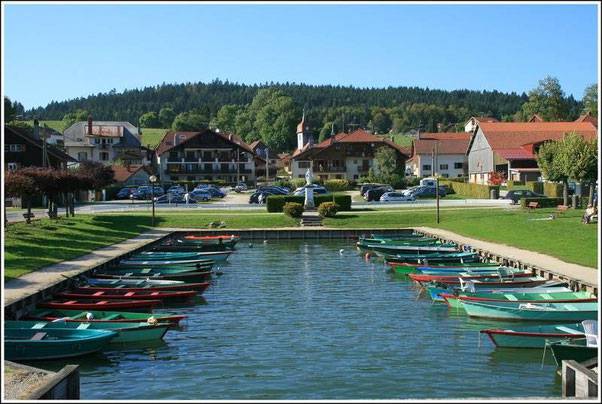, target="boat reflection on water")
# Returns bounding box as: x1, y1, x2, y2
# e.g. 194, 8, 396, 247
487, 346, 557, 366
